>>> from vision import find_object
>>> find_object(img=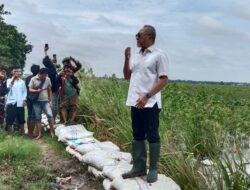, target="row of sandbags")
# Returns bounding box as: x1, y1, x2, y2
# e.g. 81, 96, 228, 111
54, 124, 181, 190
